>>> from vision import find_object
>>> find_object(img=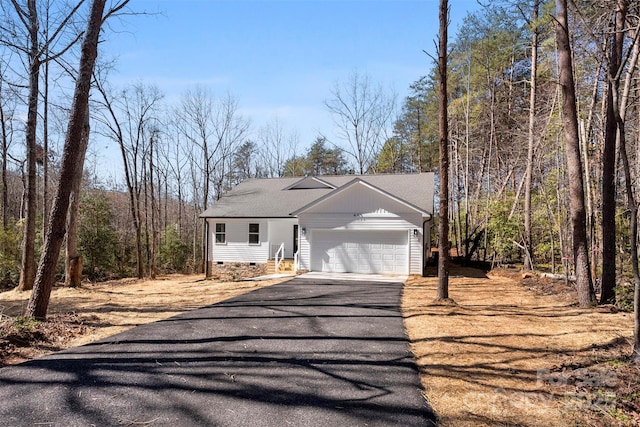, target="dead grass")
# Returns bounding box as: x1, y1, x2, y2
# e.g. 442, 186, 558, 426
0, 274, 288, 365
402, 267, 637, 426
